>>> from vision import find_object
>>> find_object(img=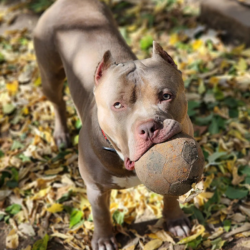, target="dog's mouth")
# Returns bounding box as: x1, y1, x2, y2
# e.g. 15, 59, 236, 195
124, 144, 154, 171
125, 157, 135, 170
